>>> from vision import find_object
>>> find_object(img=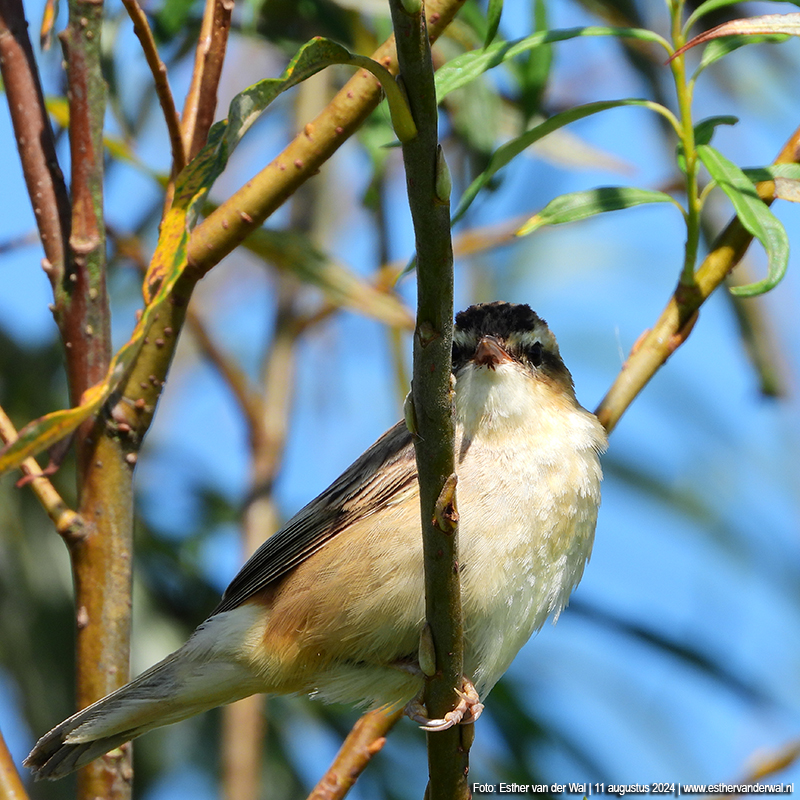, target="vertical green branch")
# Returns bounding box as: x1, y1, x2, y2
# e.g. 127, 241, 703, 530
669, 0, 700, 284
387, 2, 468, 798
